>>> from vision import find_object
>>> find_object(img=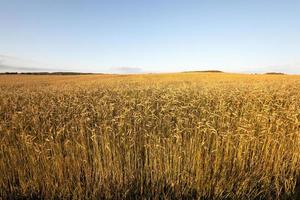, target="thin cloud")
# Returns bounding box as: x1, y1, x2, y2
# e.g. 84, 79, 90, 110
0, 54, 57, 72
265, 65, 300, 74
238, 64, 300, 74
110, 67, 144, 74
0, 64, 51, 72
